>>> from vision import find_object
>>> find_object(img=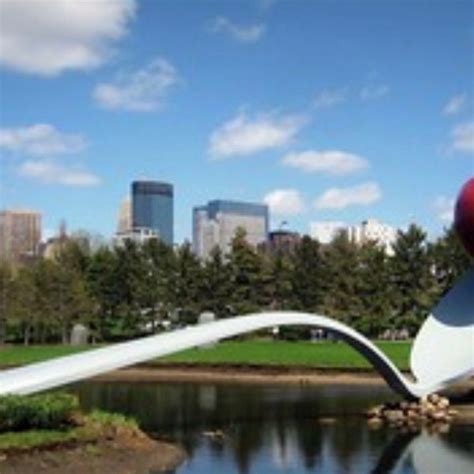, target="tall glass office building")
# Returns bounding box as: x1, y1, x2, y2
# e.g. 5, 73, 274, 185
193, 200, 268, 259
132, 181, 174, 245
